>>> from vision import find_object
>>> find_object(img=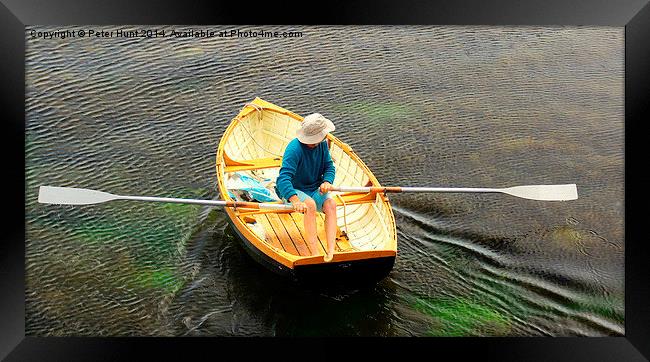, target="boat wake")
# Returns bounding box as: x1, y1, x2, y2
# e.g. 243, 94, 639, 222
390, 205, 623, 336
